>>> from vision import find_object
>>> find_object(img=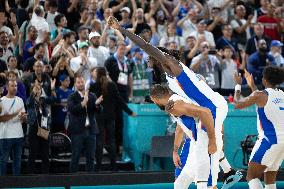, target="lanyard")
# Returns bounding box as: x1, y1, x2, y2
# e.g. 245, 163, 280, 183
8, 98, 16, 111
114, 53, 128, 73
